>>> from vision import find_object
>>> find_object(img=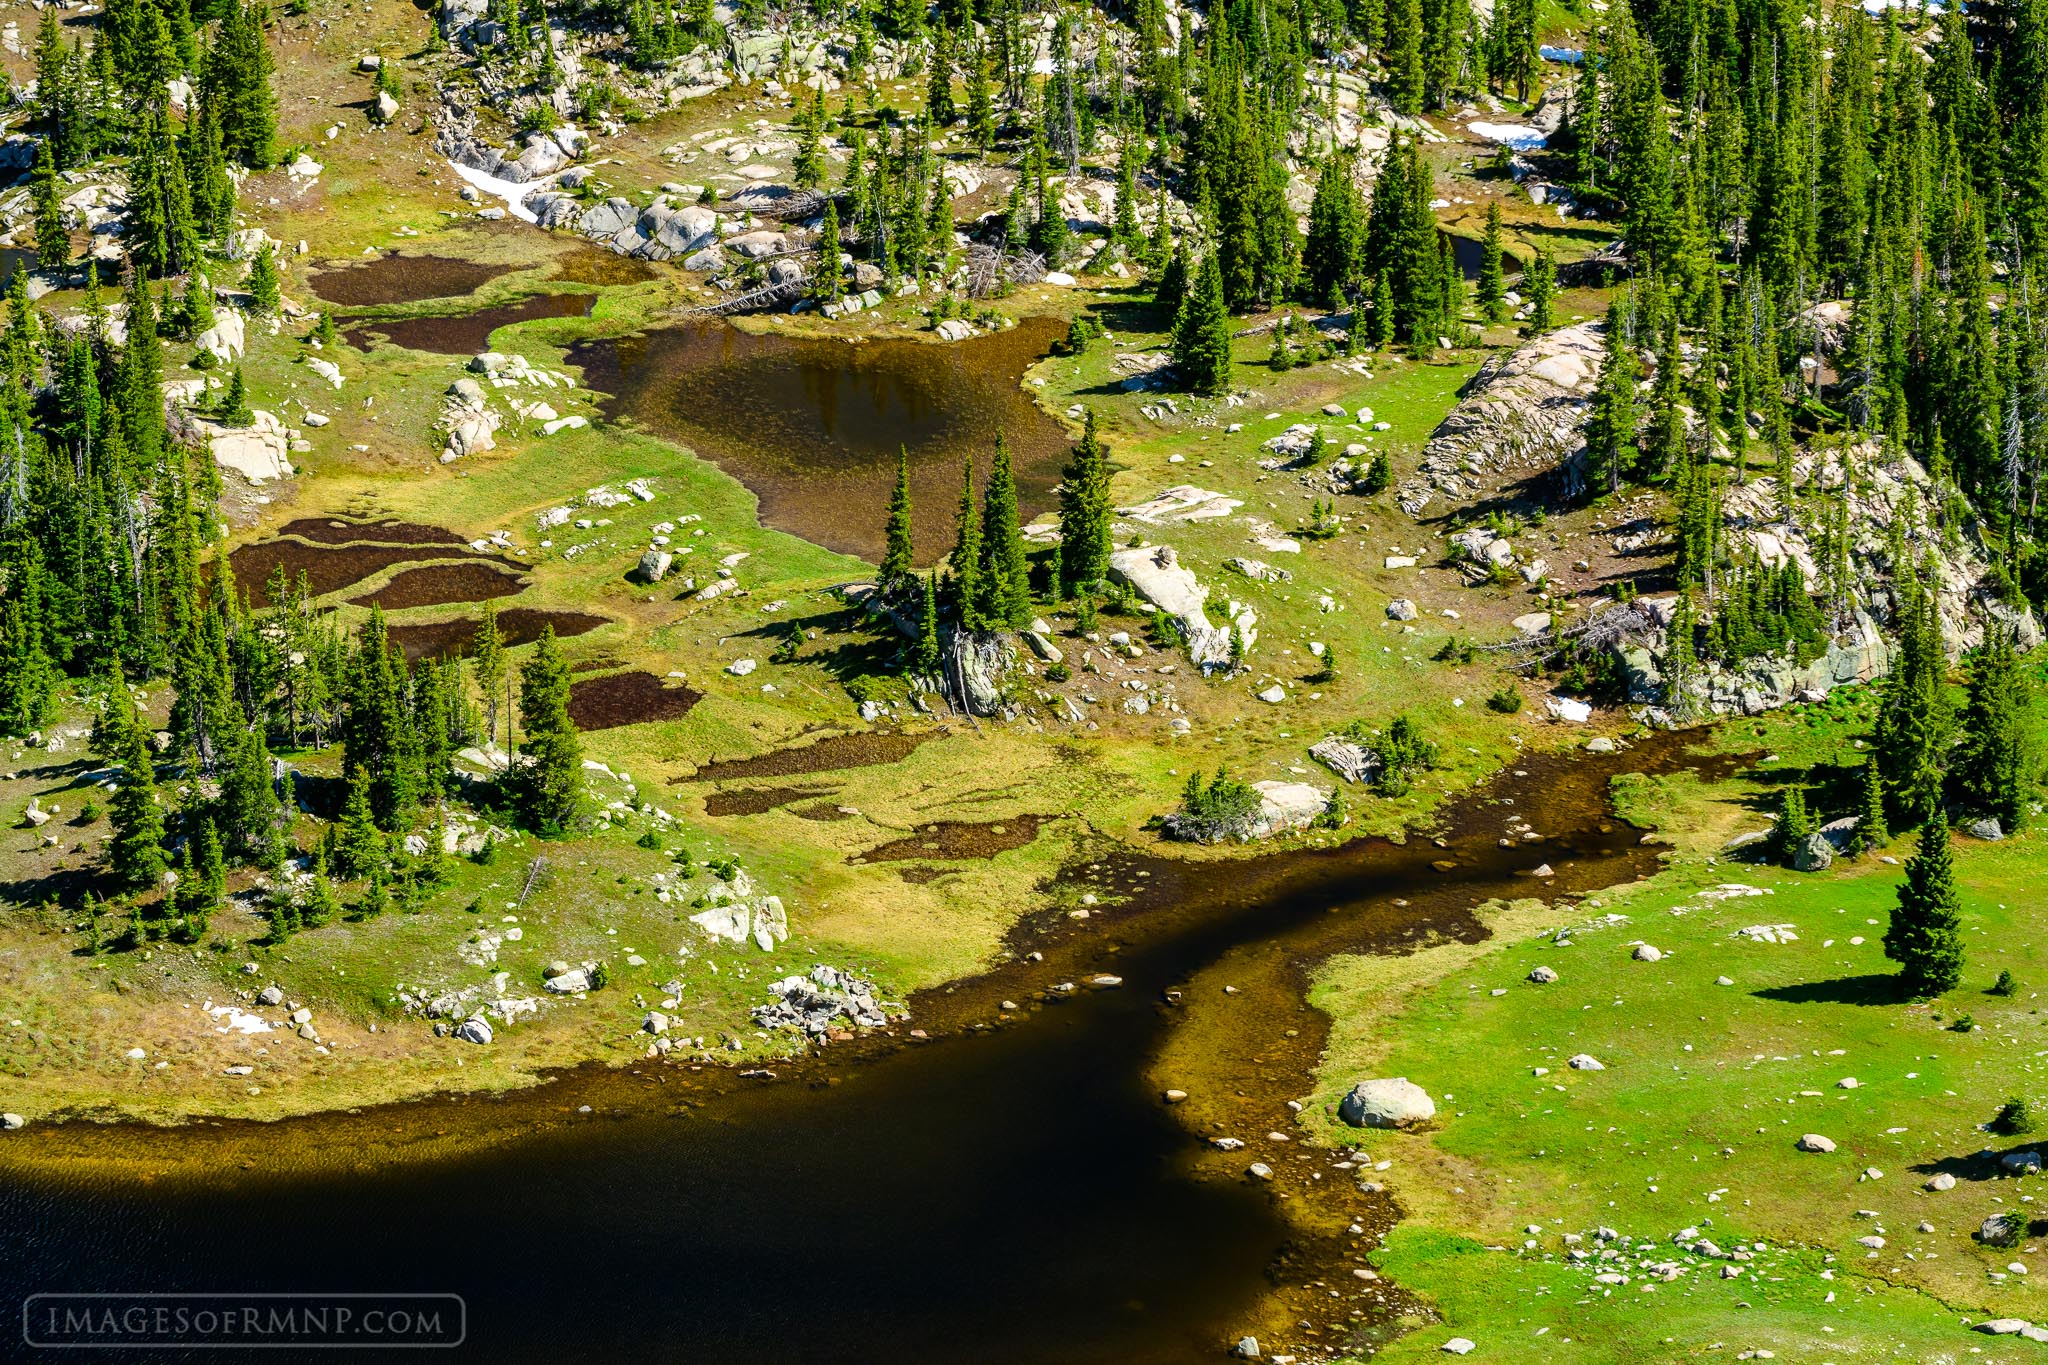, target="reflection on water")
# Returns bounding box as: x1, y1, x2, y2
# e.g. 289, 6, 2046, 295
572, 317, 1073, 563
